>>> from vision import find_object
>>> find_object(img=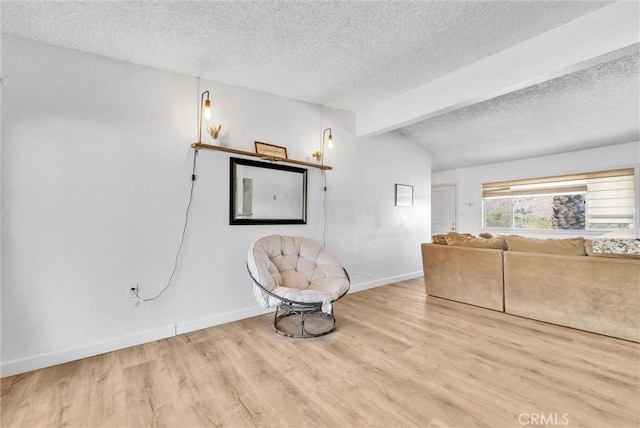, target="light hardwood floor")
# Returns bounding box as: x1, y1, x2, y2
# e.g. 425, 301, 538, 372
2, 277, 639, 427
